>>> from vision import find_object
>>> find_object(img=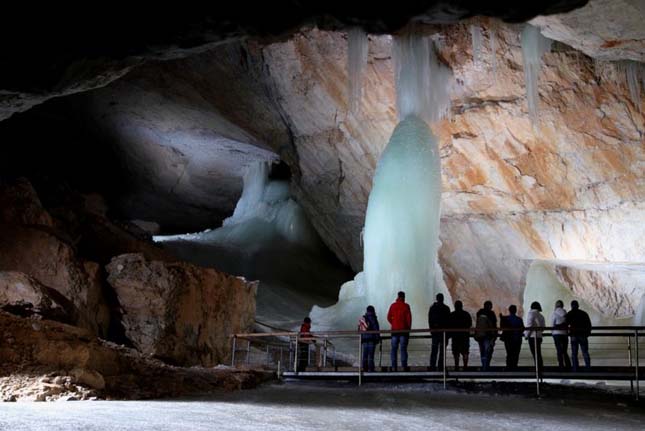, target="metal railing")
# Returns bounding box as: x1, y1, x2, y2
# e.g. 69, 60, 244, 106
231, 326, 644, 398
